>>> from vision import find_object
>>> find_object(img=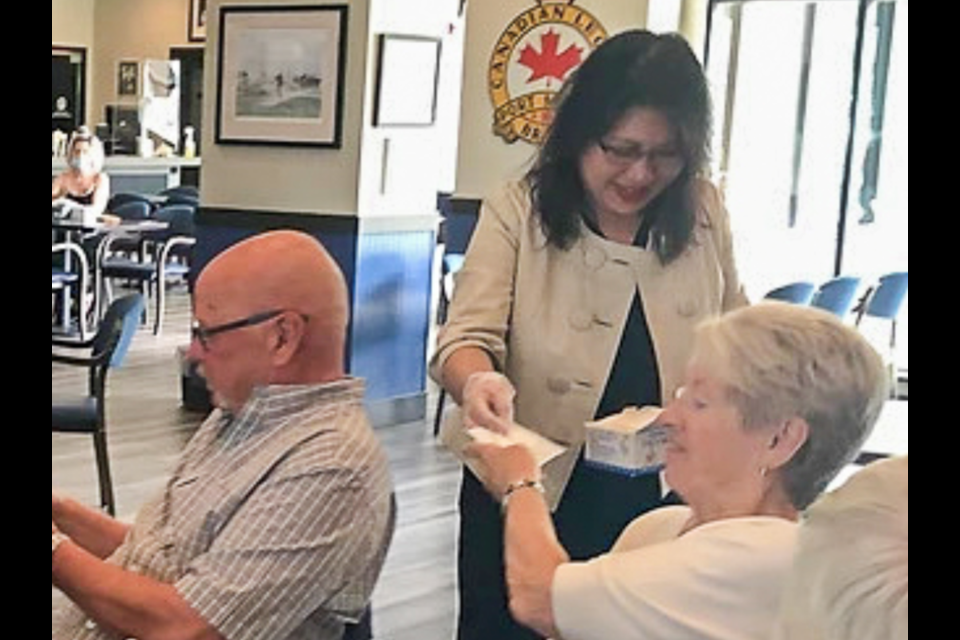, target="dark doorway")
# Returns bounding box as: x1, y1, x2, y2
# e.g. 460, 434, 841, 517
170, 47, 204, 155
52, 46, 86, 133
